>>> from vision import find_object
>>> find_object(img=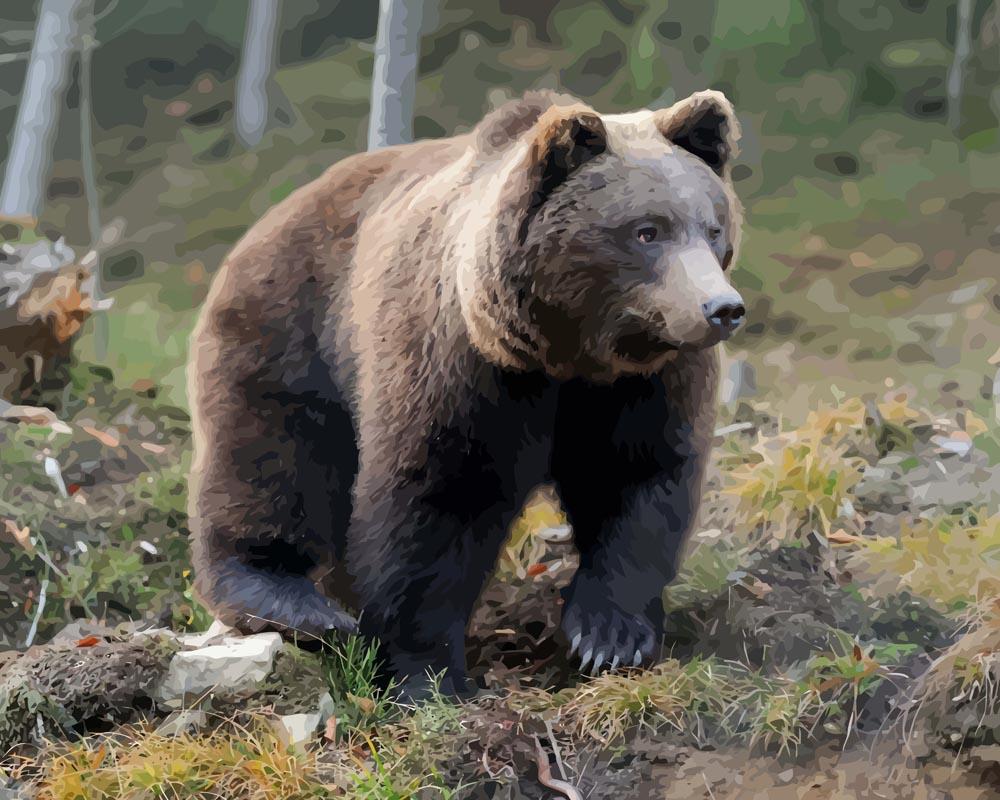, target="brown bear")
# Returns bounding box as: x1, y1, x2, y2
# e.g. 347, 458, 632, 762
188, 89, 745, 698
